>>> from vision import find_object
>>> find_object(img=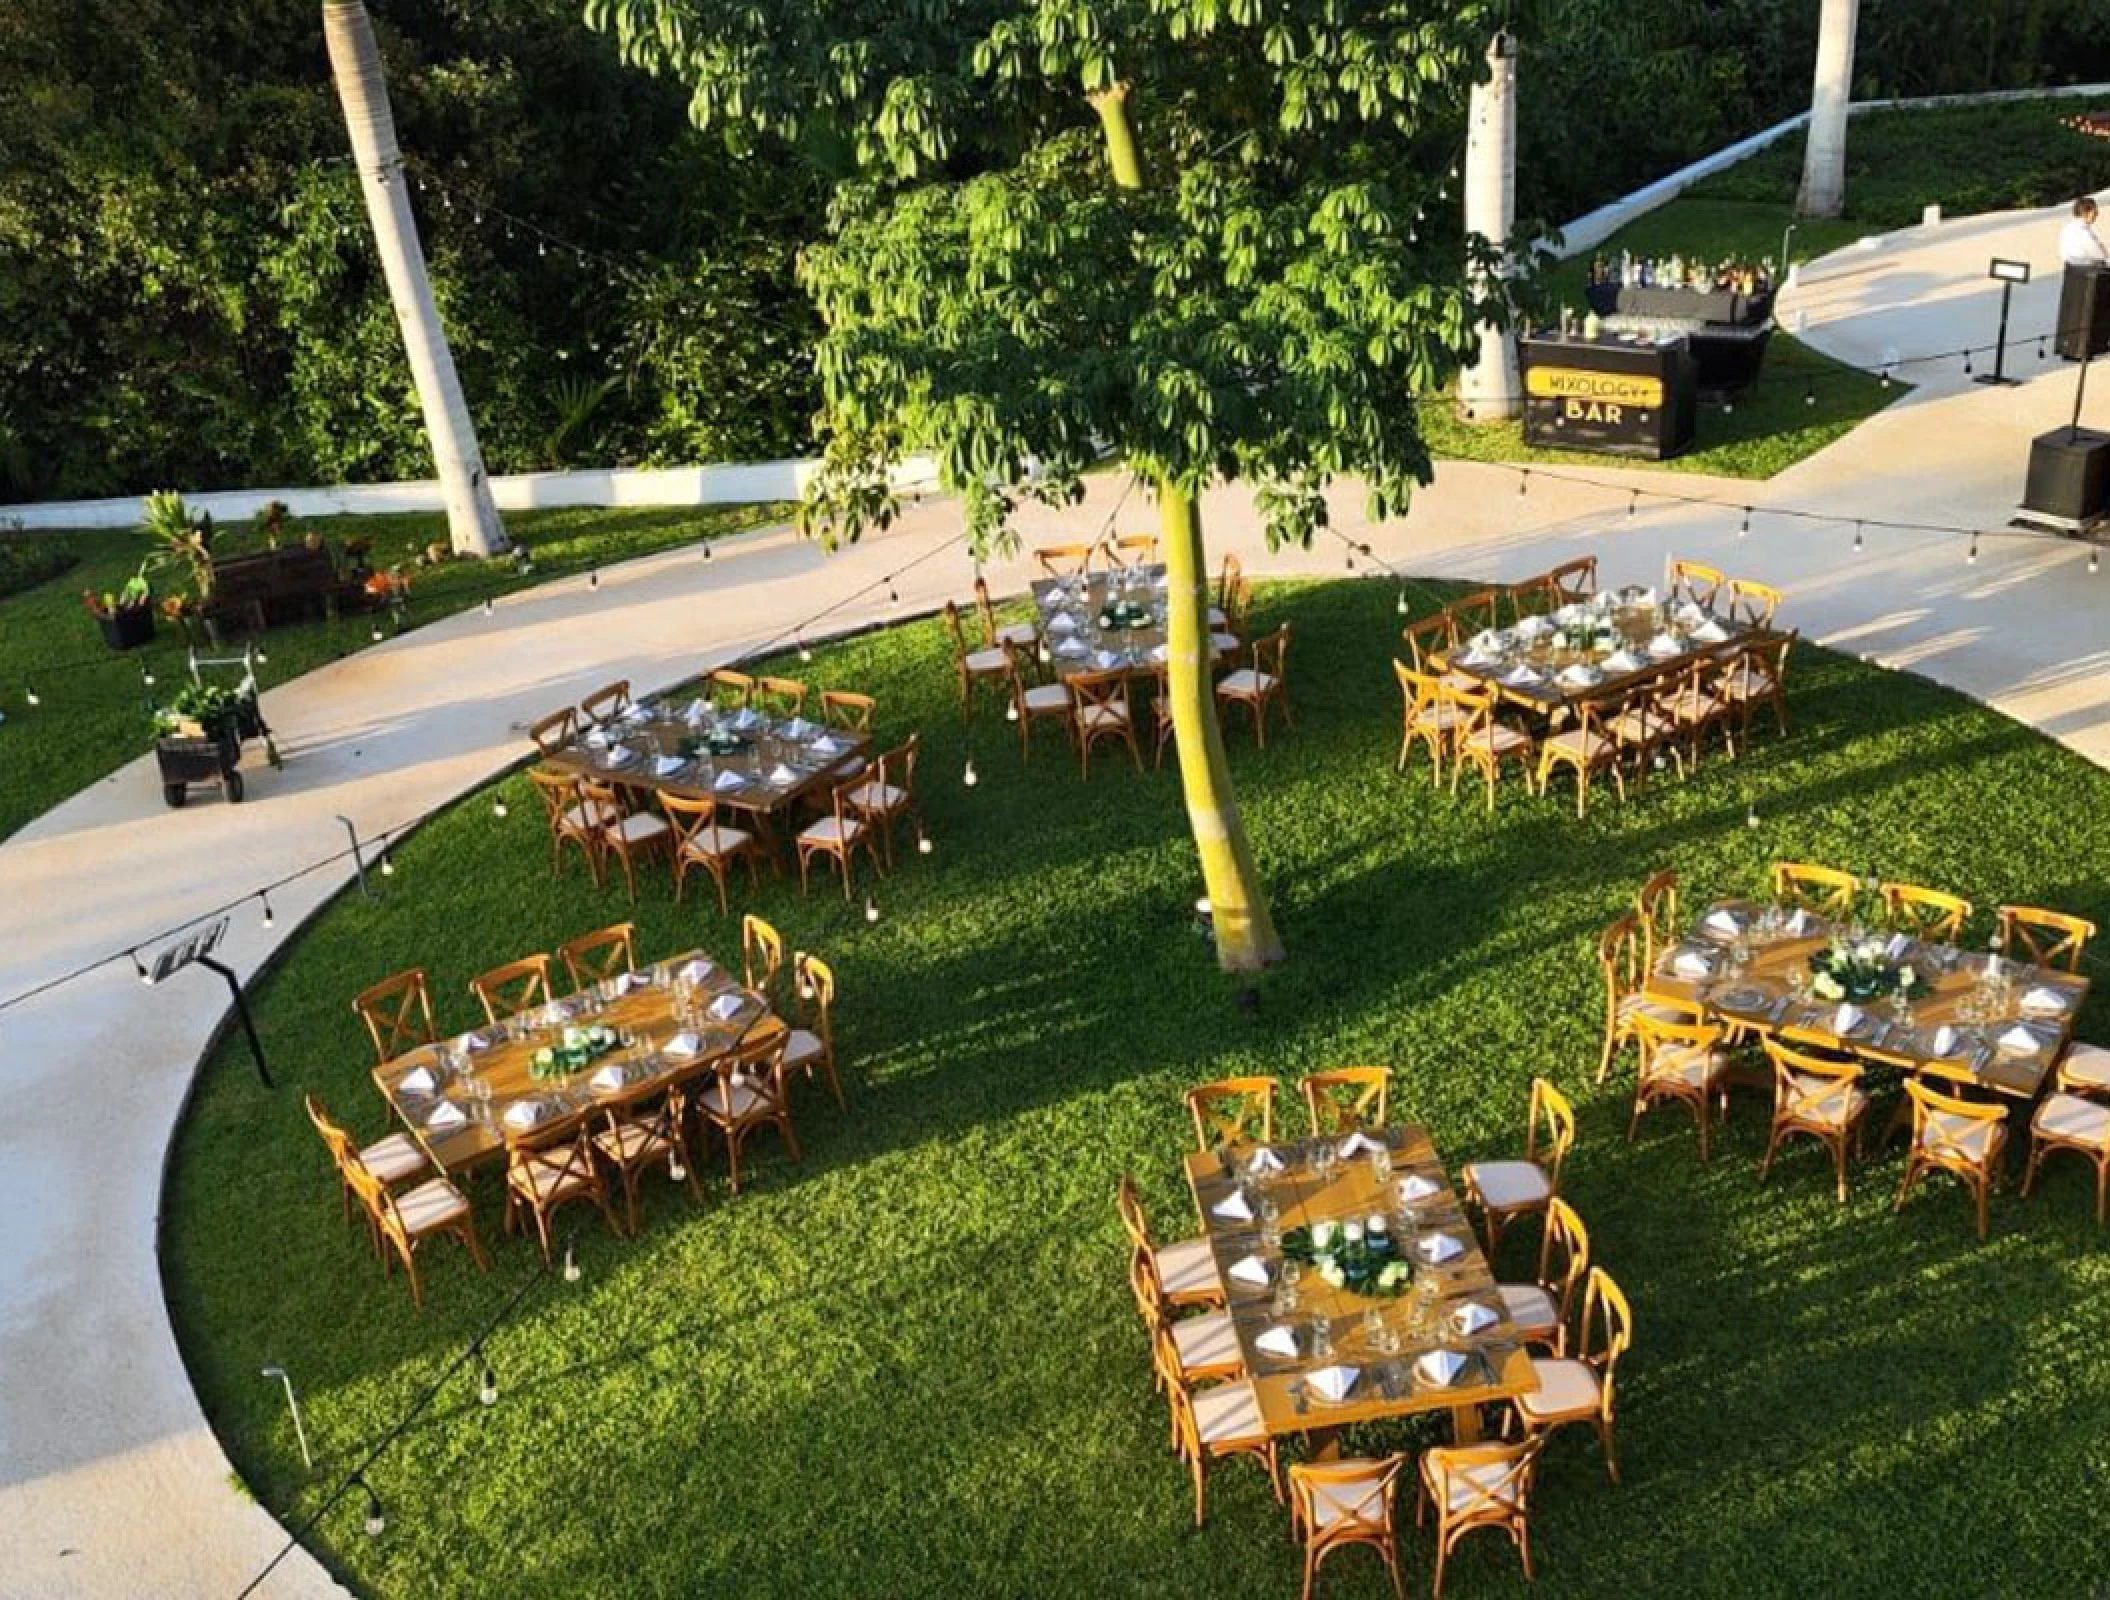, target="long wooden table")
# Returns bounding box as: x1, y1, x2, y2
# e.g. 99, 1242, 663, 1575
1647, 900, 2090, 1099
373, 950, 785, 1171
541, 701, 871, 823
1031, 569, 1238, 682
1184, 1124, 1536, 1448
